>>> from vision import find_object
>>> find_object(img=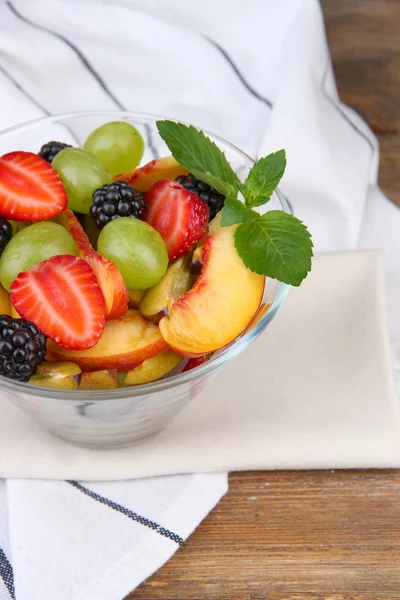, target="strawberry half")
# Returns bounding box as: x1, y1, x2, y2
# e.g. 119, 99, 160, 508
0, 151, 67, 221
11, 254, 106, 350
144, 180, 209, 260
